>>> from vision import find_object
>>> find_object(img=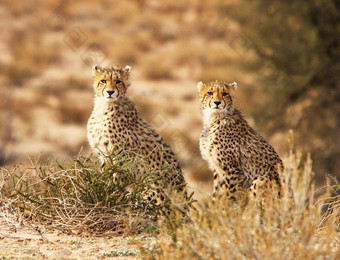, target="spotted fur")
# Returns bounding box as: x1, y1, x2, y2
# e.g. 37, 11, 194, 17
87, 65, 187, 207
197, 80, 283, 200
